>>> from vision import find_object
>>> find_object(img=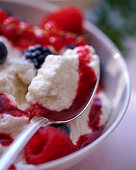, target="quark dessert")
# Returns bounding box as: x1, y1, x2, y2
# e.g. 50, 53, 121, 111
26, 45, 99, 121
0, 6, 112, 169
